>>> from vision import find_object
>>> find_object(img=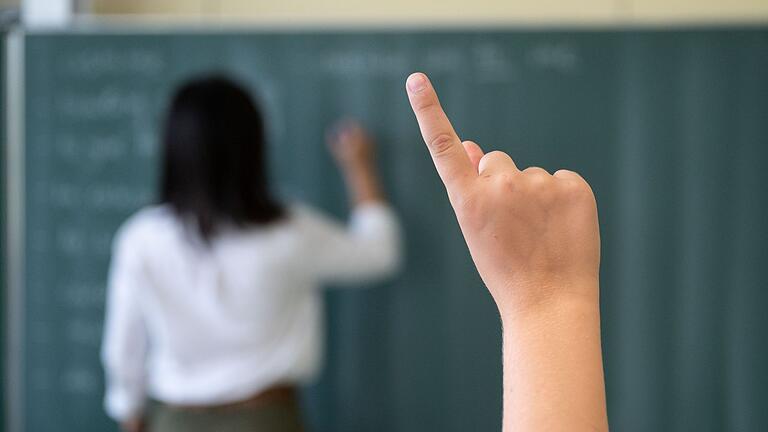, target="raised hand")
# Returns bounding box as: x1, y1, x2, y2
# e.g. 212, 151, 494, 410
405, 72, 600, 312
406, 72, 607, 432
326, 120, 375, 174
326, 119, 384, 205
